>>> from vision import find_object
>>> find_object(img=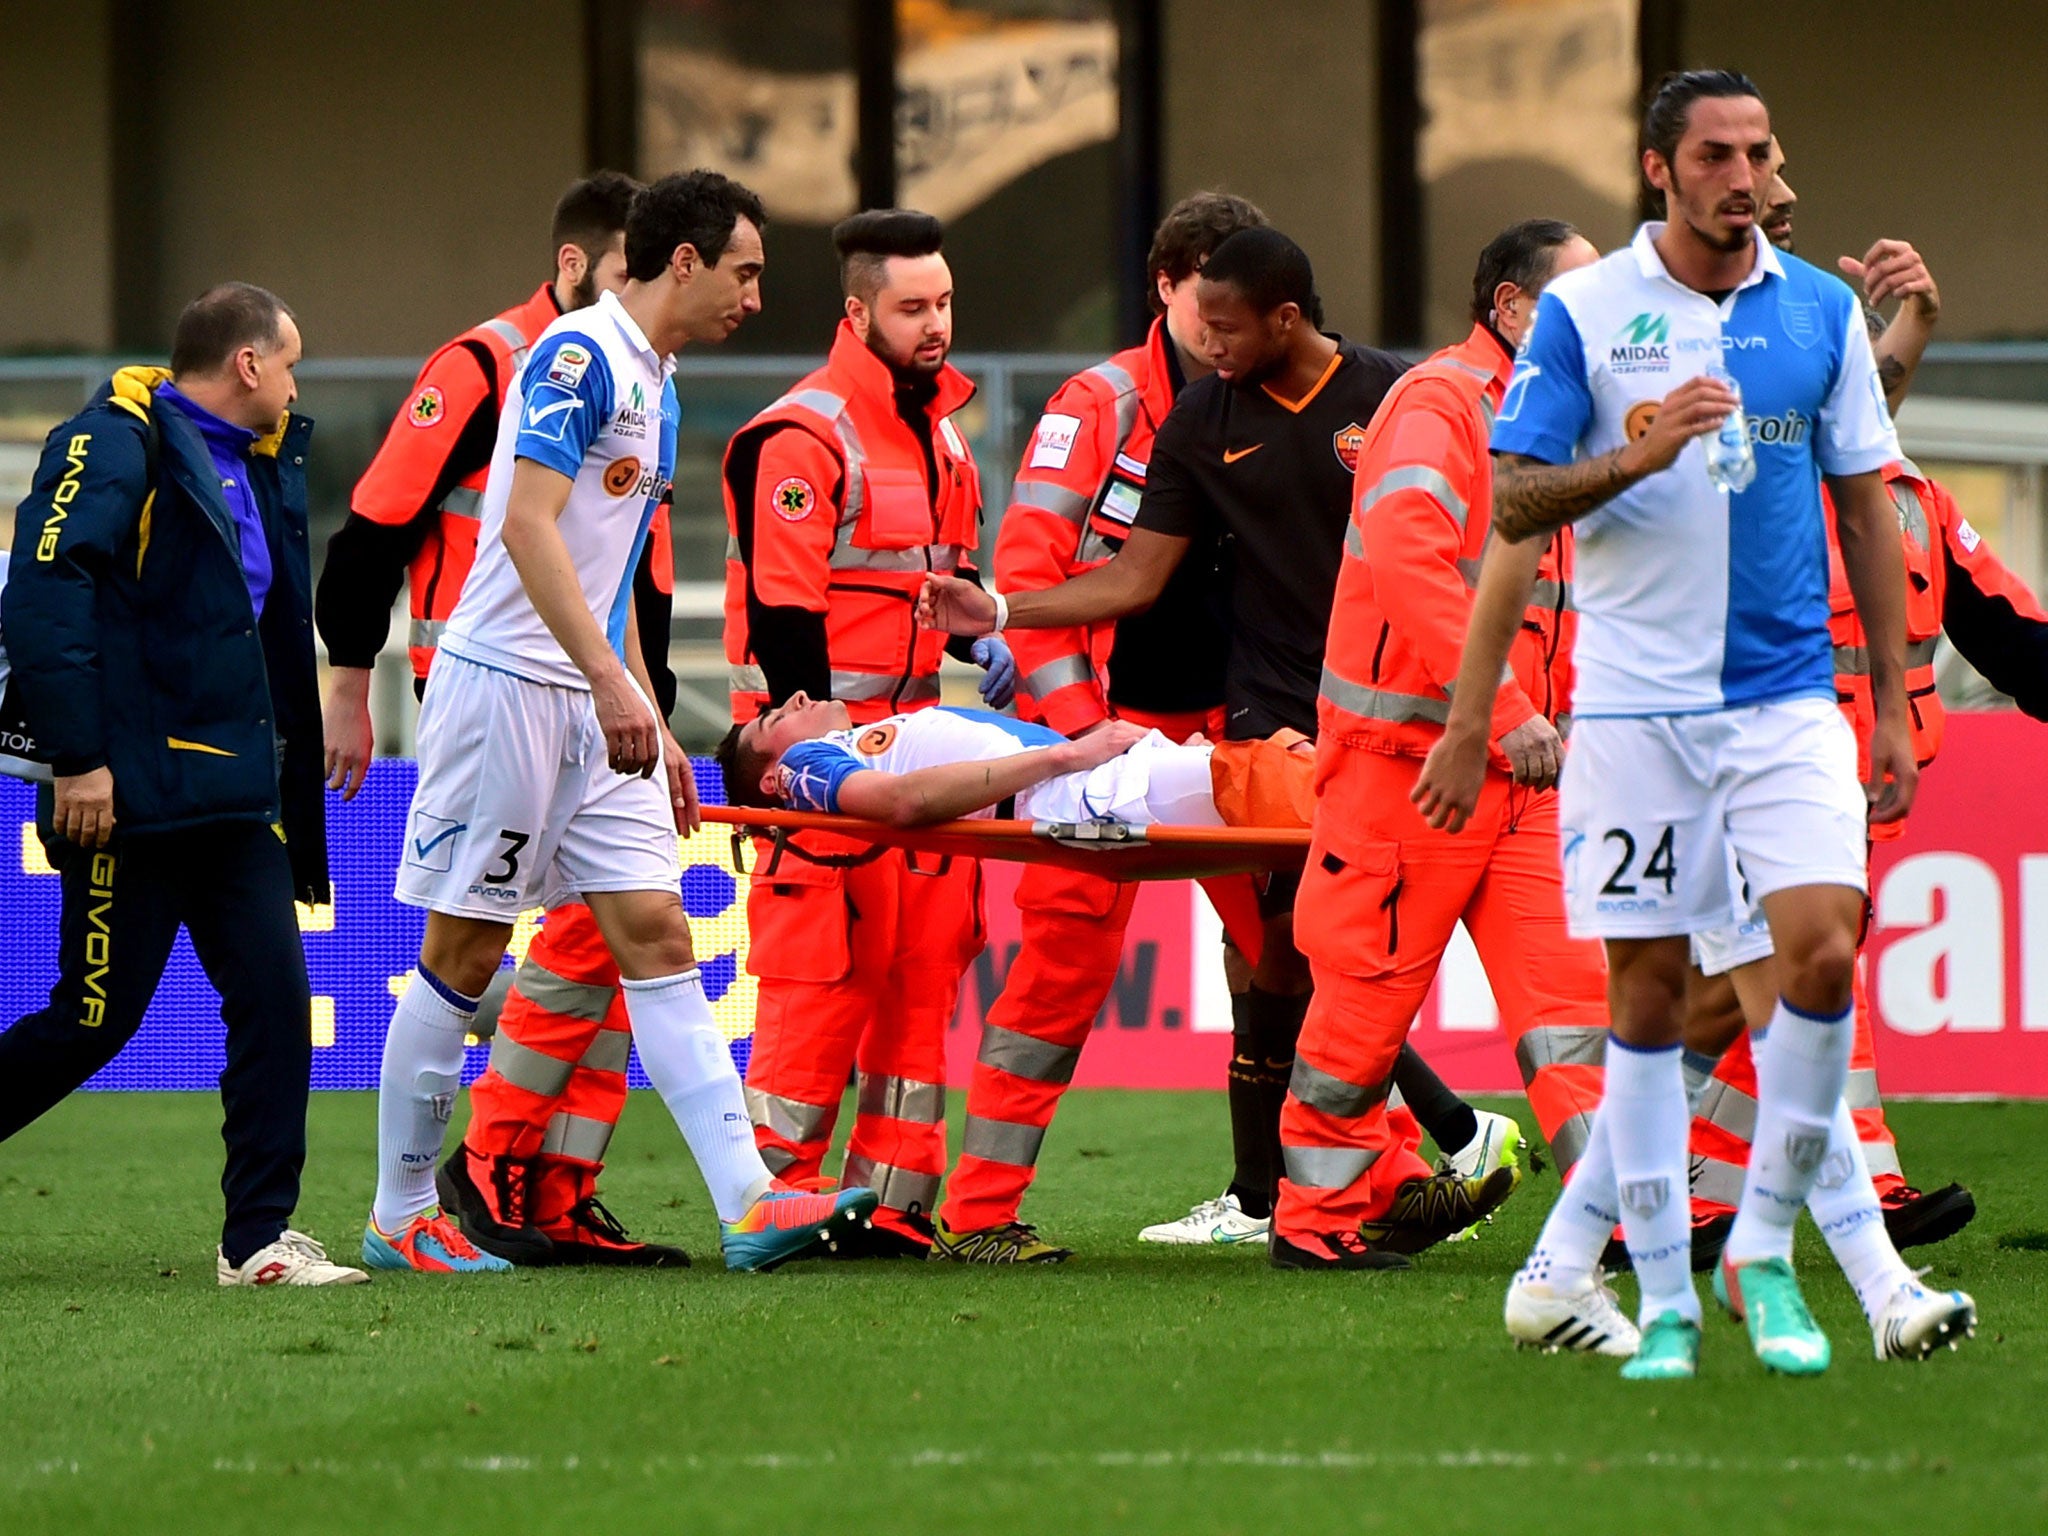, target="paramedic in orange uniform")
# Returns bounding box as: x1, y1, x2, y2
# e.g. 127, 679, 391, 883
718, 210, 1012, 1255
929, 193, 1270, 1263
1269, 221, 1604, 1269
